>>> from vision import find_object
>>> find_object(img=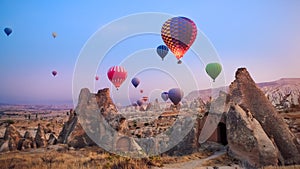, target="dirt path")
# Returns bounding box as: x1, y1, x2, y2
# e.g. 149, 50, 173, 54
152, 150, 241, 169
